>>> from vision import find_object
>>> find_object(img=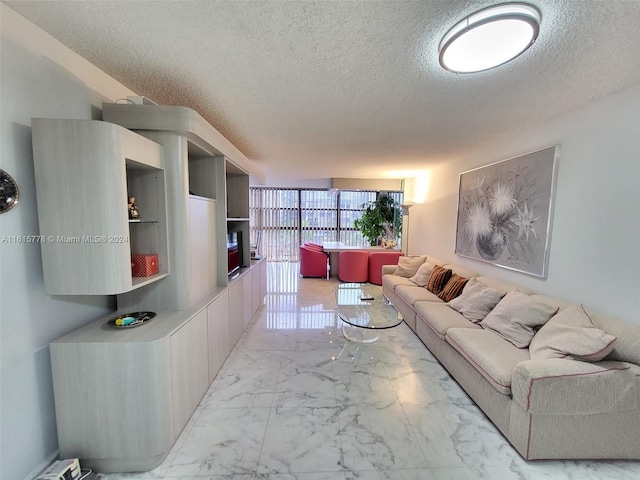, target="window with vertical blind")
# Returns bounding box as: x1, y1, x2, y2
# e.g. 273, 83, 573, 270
250, 188, 299, 262
250, 187, 403, 261
339, 190, 377, 246
300, 190, 338, 246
